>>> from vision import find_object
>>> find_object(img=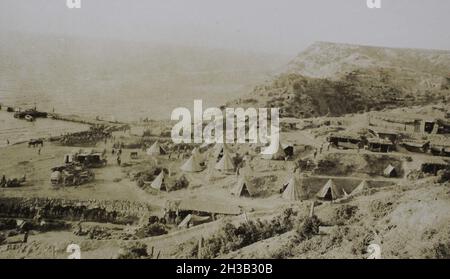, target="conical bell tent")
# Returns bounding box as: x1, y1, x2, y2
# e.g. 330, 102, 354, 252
282, 174, 308, 201
350, 180, 369, 196
215, 148, 235, 173
146, 141, 166, 156
180, 155, 203, 173
191, 147, 204, 163
316, 179, 341, 201
150, 171, 166, 191
231, 176, 257, 197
